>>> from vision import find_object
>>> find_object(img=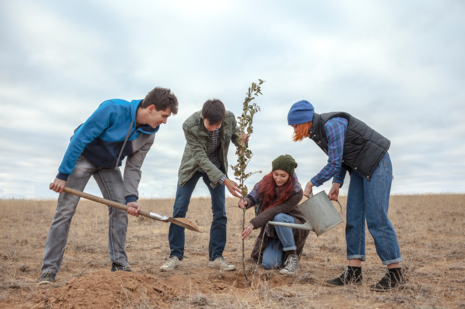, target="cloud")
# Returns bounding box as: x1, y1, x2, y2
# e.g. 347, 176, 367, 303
0, 0, 464, 199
